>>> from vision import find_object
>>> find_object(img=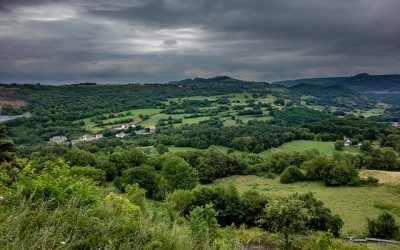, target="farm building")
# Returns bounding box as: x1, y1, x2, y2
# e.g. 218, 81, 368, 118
343, 136, 352, 146
49, 135, 67, 143
80, 134, 103, 141
115, 132, 127, 138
